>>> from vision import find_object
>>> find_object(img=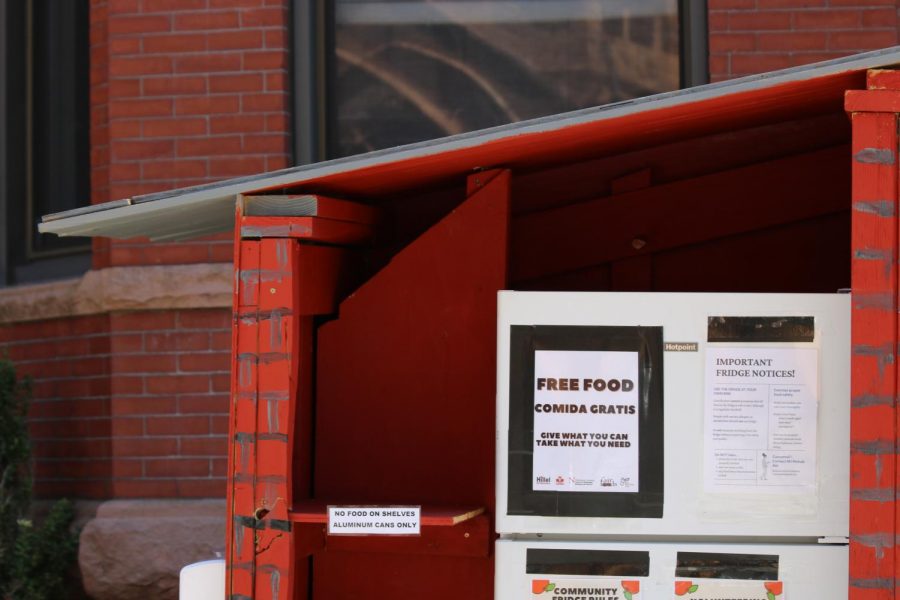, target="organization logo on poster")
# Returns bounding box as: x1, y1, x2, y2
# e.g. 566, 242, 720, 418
536, 475, 552, 485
